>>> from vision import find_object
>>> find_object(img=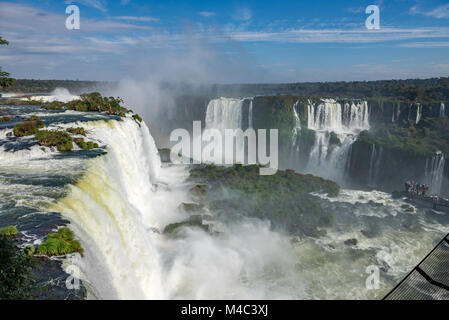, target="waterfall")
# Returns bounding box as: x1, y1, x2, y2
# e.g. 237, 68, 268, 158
424, 151, 445, 195
304, 99, 369, 182
392, 103, 401, 122
368, 145, 383, 188
248, 99, 254, 128
368, 144, 376, 186
289, 101, 301, 167
51, 118, 165, 299
50, 116, 303, 299
440, 103, 445, 117
416, 104, 422, 124
291, 101, 301, 147
205, 97, 244, 130
203, 97, 247, 164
